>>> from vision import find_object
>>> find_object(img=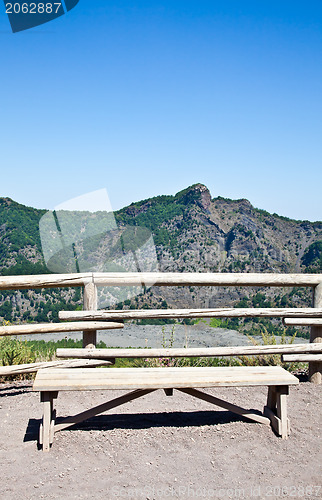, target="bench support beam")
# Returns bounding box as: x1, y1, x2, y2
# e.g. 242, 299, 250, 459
178, 388, 270, 426
54, 389, 155, 435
